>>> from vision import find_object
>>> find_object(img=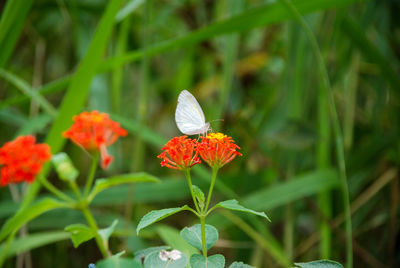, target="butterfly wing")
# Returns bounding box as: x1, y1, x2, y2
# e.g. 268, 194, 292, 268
175, 90, 209, 135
